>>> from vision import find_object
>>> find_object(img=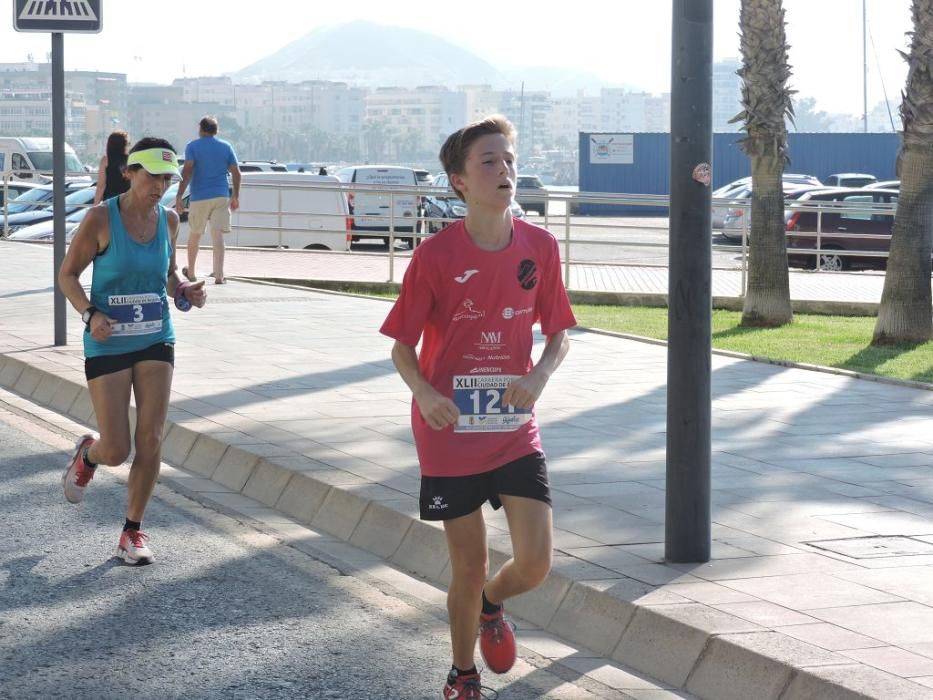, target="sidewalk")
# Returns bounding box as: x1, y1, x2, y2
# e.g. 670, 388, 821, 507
3, 242, 933, 700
